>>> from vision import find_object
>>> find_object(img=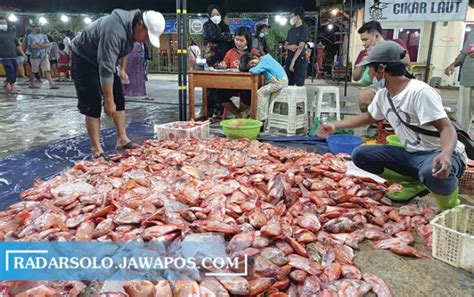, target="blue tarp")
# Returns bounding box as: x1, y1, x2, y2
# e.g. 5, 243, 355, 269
0, 124, 328, 210
0, 122, 154, 210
